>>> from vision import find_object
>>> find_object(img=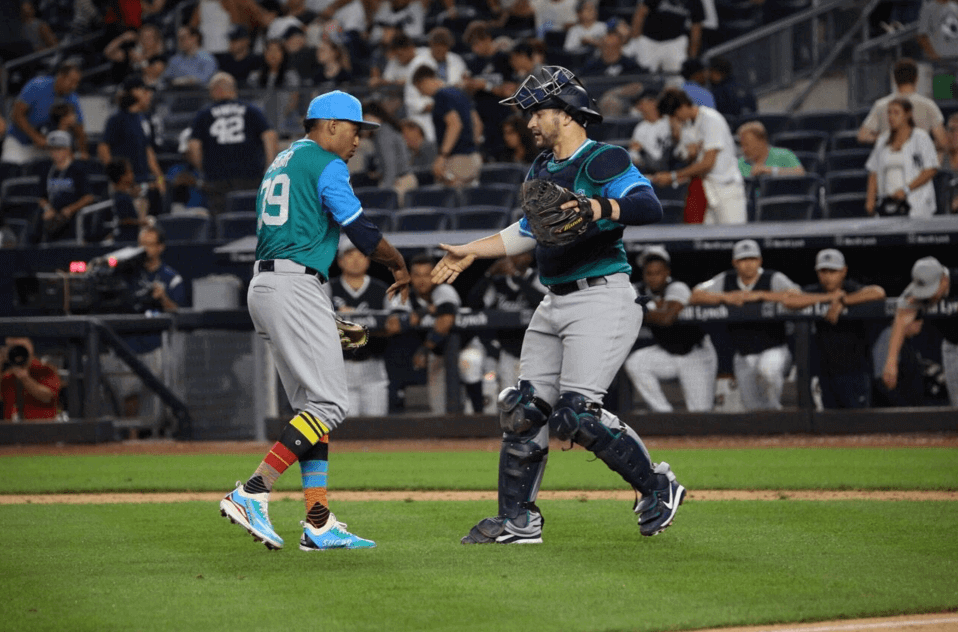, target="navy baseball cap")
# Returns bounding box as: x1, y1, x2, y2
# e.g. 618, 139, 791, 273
306, 91, 380, 131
